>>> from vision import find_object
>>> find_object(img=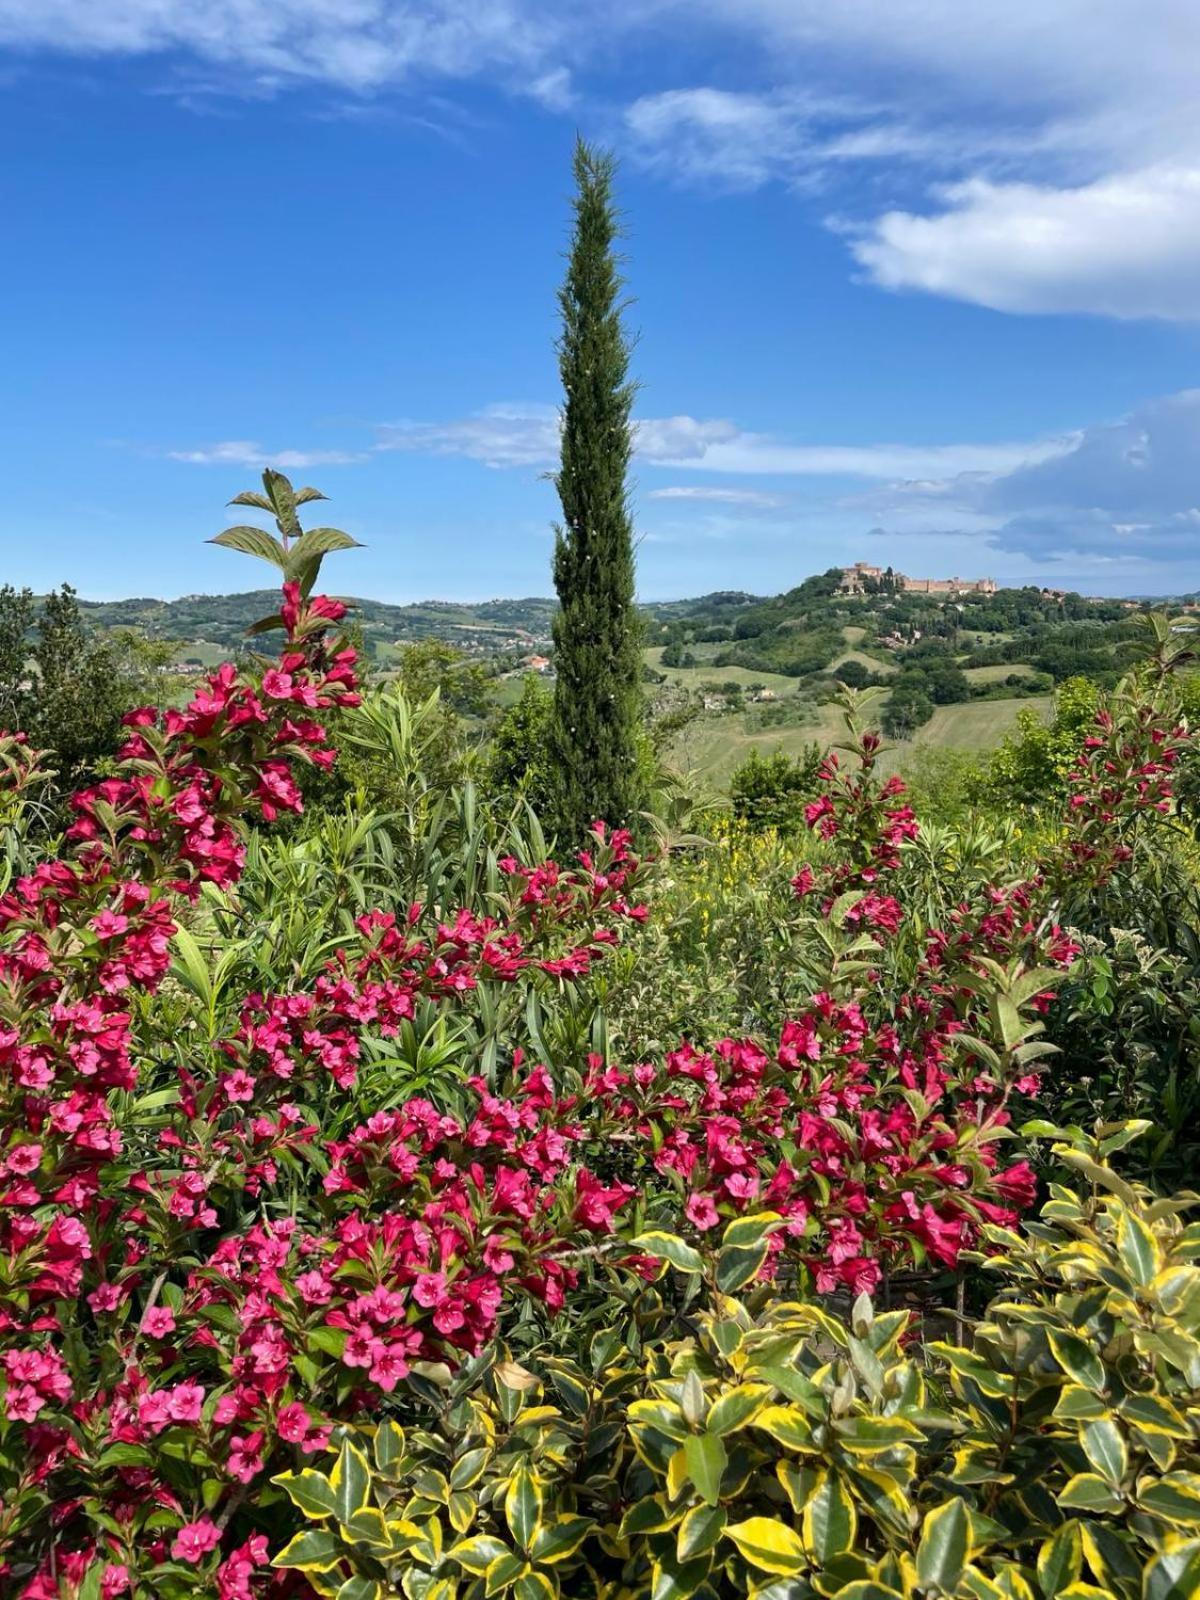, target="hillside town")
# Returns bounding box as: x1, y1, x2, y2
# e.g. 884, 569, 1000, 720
837, 561, 998, 596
